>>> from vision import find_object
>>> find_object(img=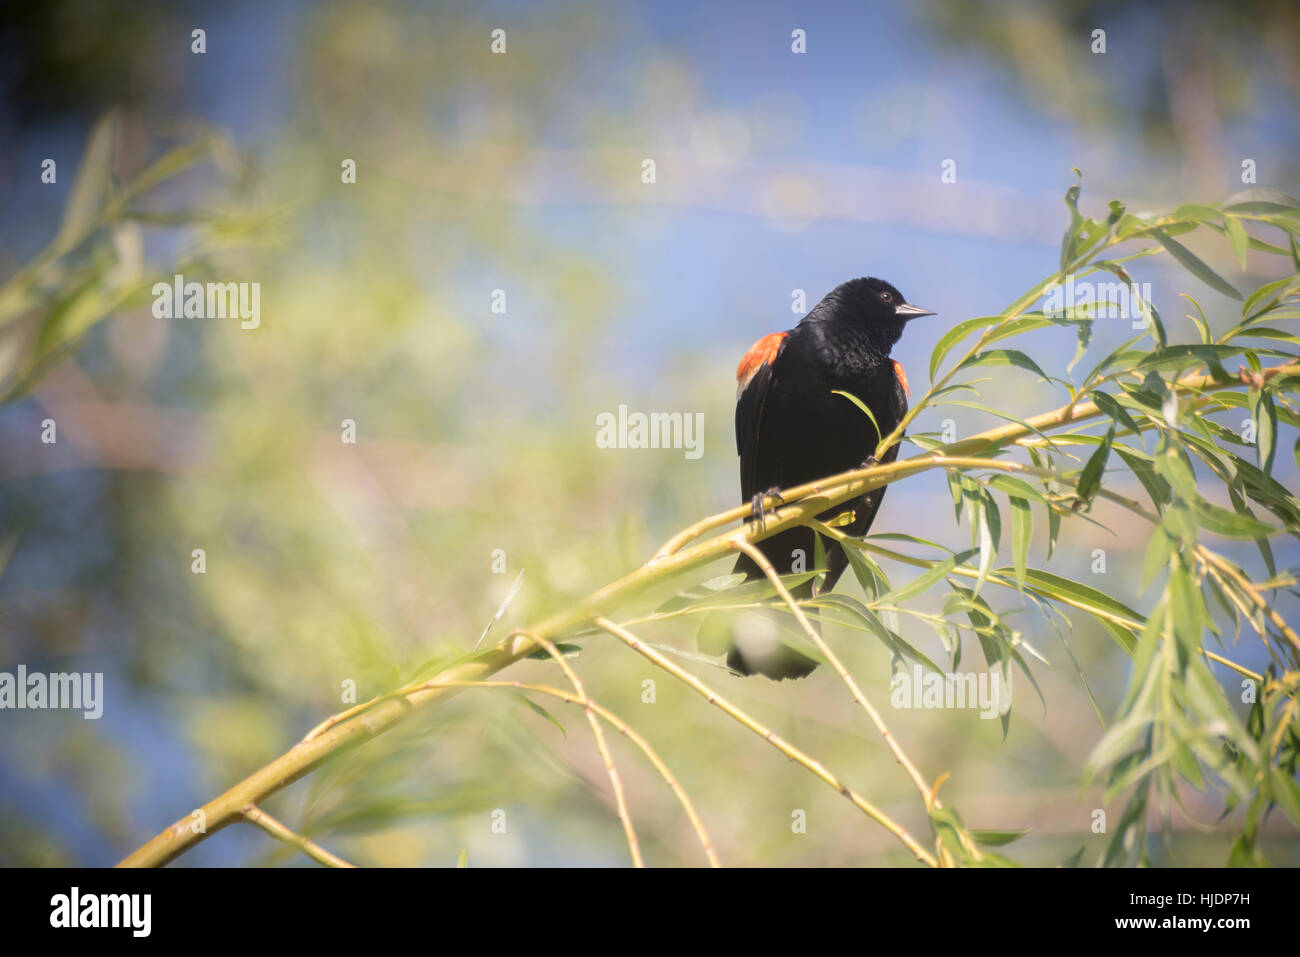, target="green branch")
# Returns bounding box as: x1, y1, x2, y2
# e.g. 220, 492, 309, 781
117, 359, 1295, 867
